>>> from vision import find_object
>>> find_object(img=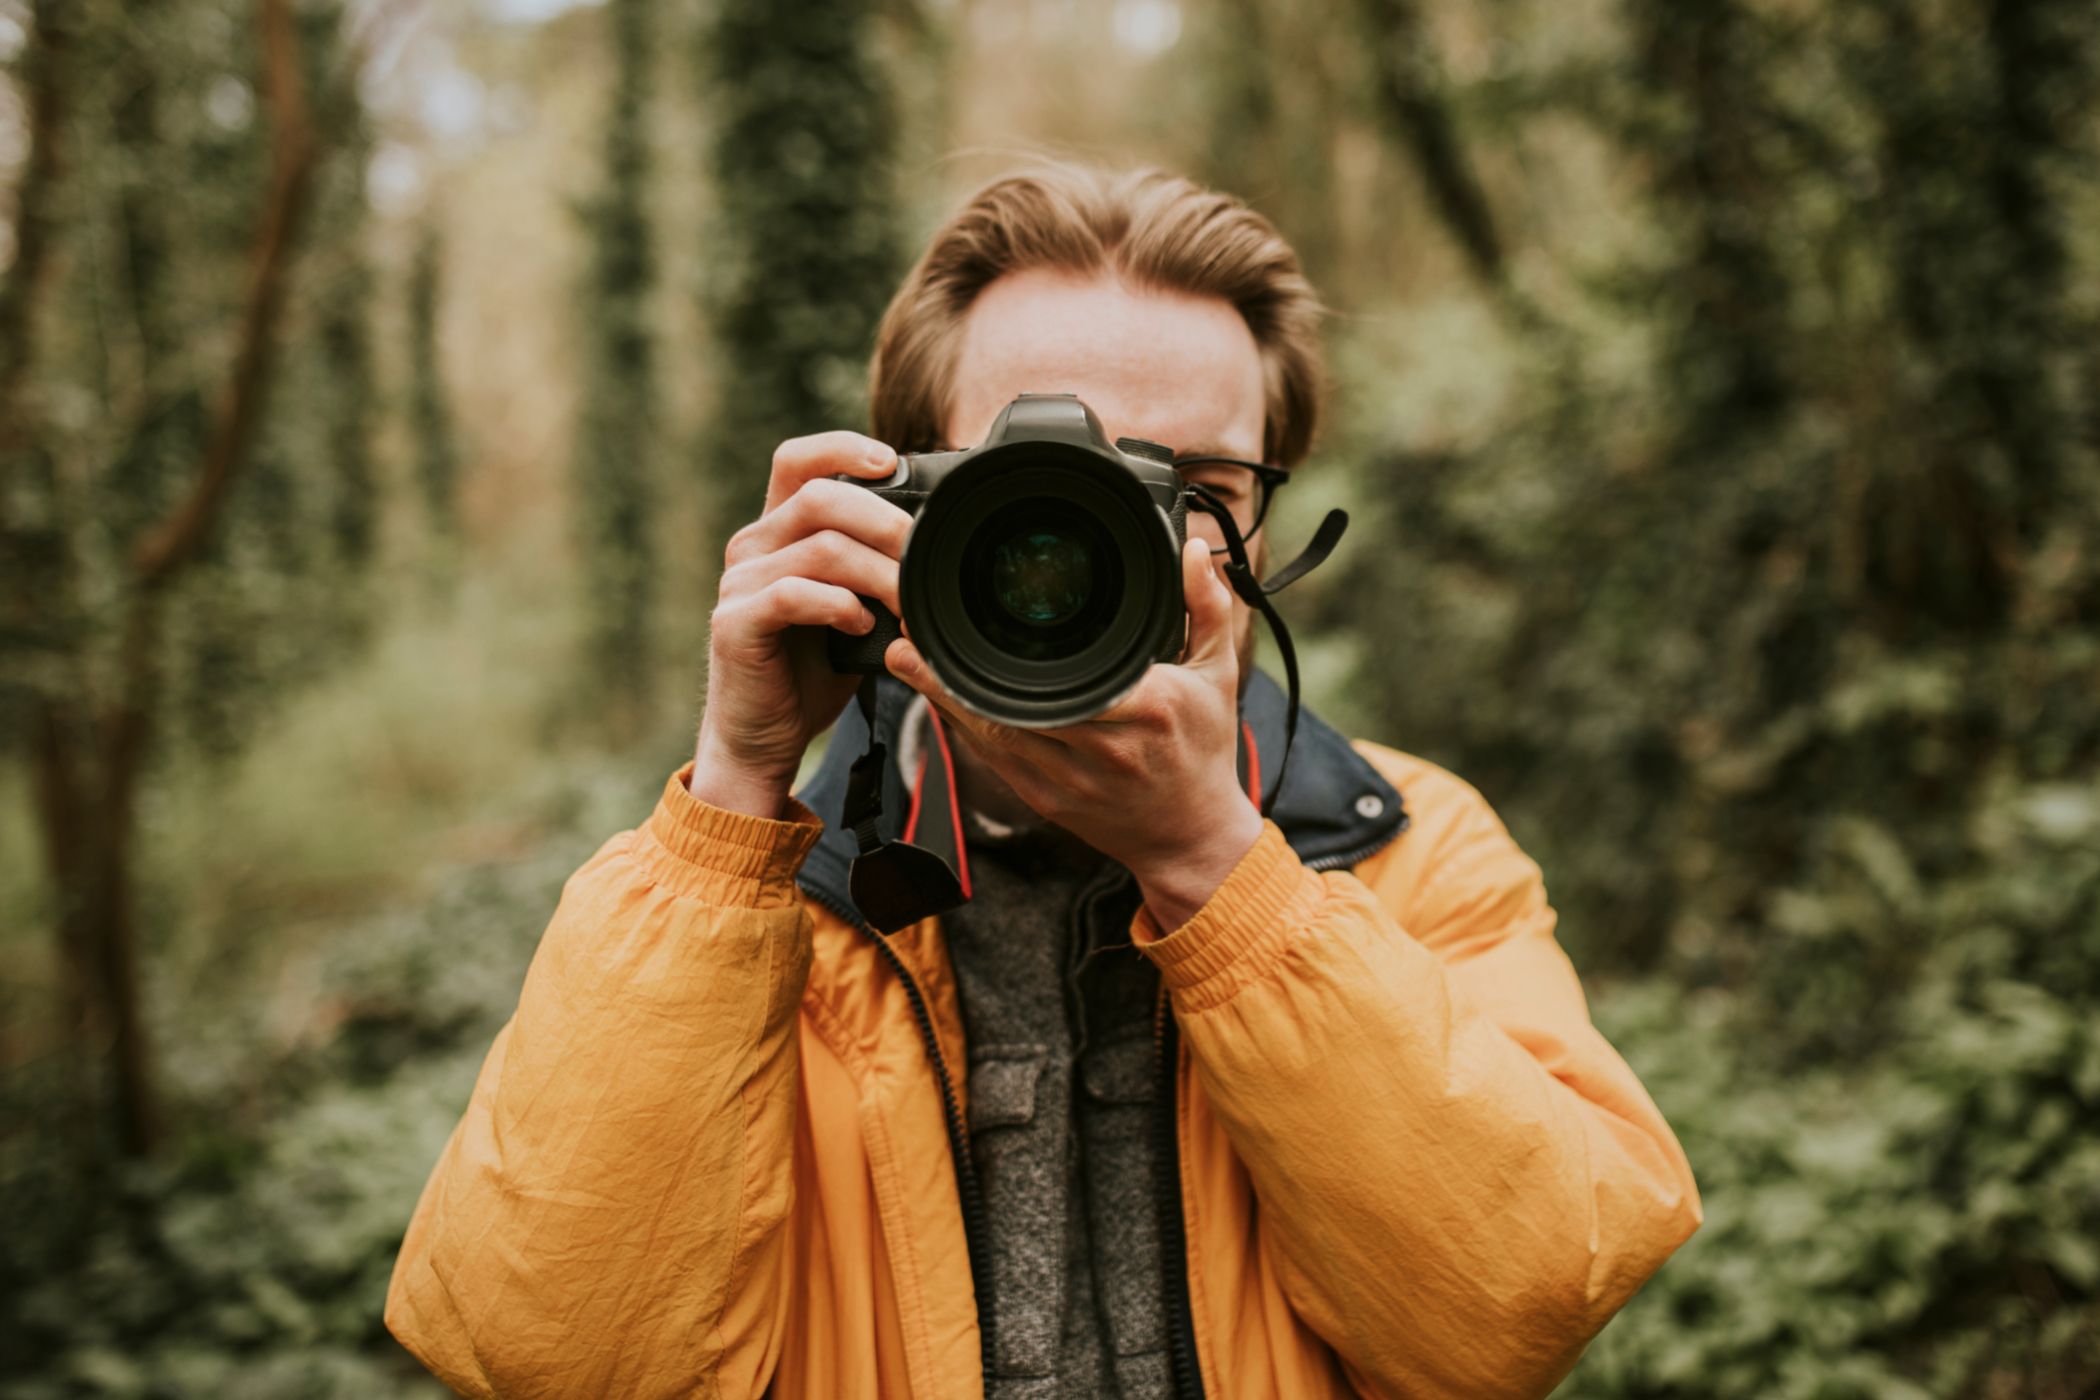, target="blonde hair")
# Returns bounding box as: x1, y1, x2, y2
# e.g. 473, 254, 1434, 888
869, 164, 1324, 467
